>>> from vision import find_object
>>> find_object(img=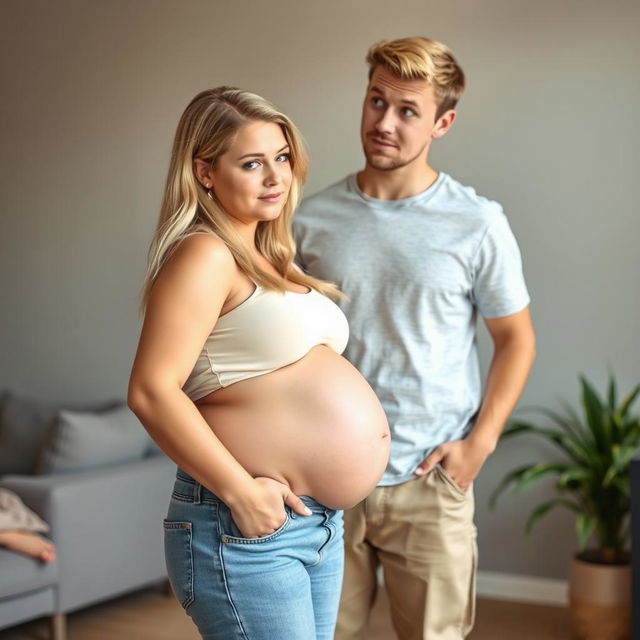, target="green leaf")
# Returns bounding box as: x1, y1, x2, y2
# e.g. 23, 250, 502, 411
556, 467, 590, 490
608, 376, 617, 412
619, 384, 640, 418
525, 499, 581, 534
620, 424, 640, 451
580, 376, 608, 449
559, 400, 599, 452
489, 464, 537, 508
512, 463, 570, 494
535, 407, 592, 449
603, 443, 640, 486
608, 476, 631, 500
576, 513, 596, 549
501, 421, 540, 437
502, 420, 592, 466
609, 411, 640, 445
